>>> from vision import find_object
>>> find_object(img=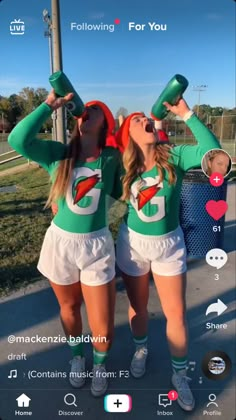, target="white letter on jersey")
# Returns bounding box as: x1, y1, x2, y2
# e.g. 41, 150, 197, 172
66, 167, 102, 215
130, 176, 165, 222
